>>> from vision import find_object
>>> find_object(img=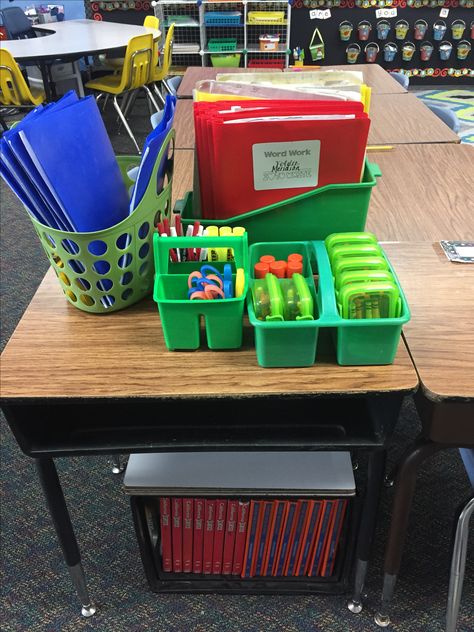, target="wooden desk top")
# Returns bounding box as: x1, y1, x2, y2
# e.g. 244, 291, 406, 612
177, 67, 281, 98
2, 19, 160, 62
172, 150, 194, 208
174, 100, 195, 150
384, 242, 474, 402
367, 144, 474, 241
368, 93, 460, 146
0, 268, 417, 401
